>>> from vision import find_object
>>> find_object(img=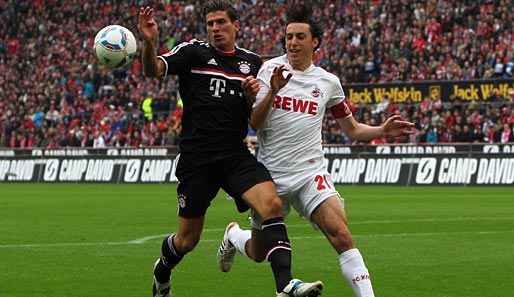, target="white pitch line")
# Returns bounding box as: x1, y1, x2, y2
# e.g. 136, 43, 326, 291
349, 216, 514, 225
0, 242, 128, 248
127, 227, 239, 243
128, 234, 169, 244
1, 217, 512, 248
1, 230, 513, 249
293, 230, 514, 240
